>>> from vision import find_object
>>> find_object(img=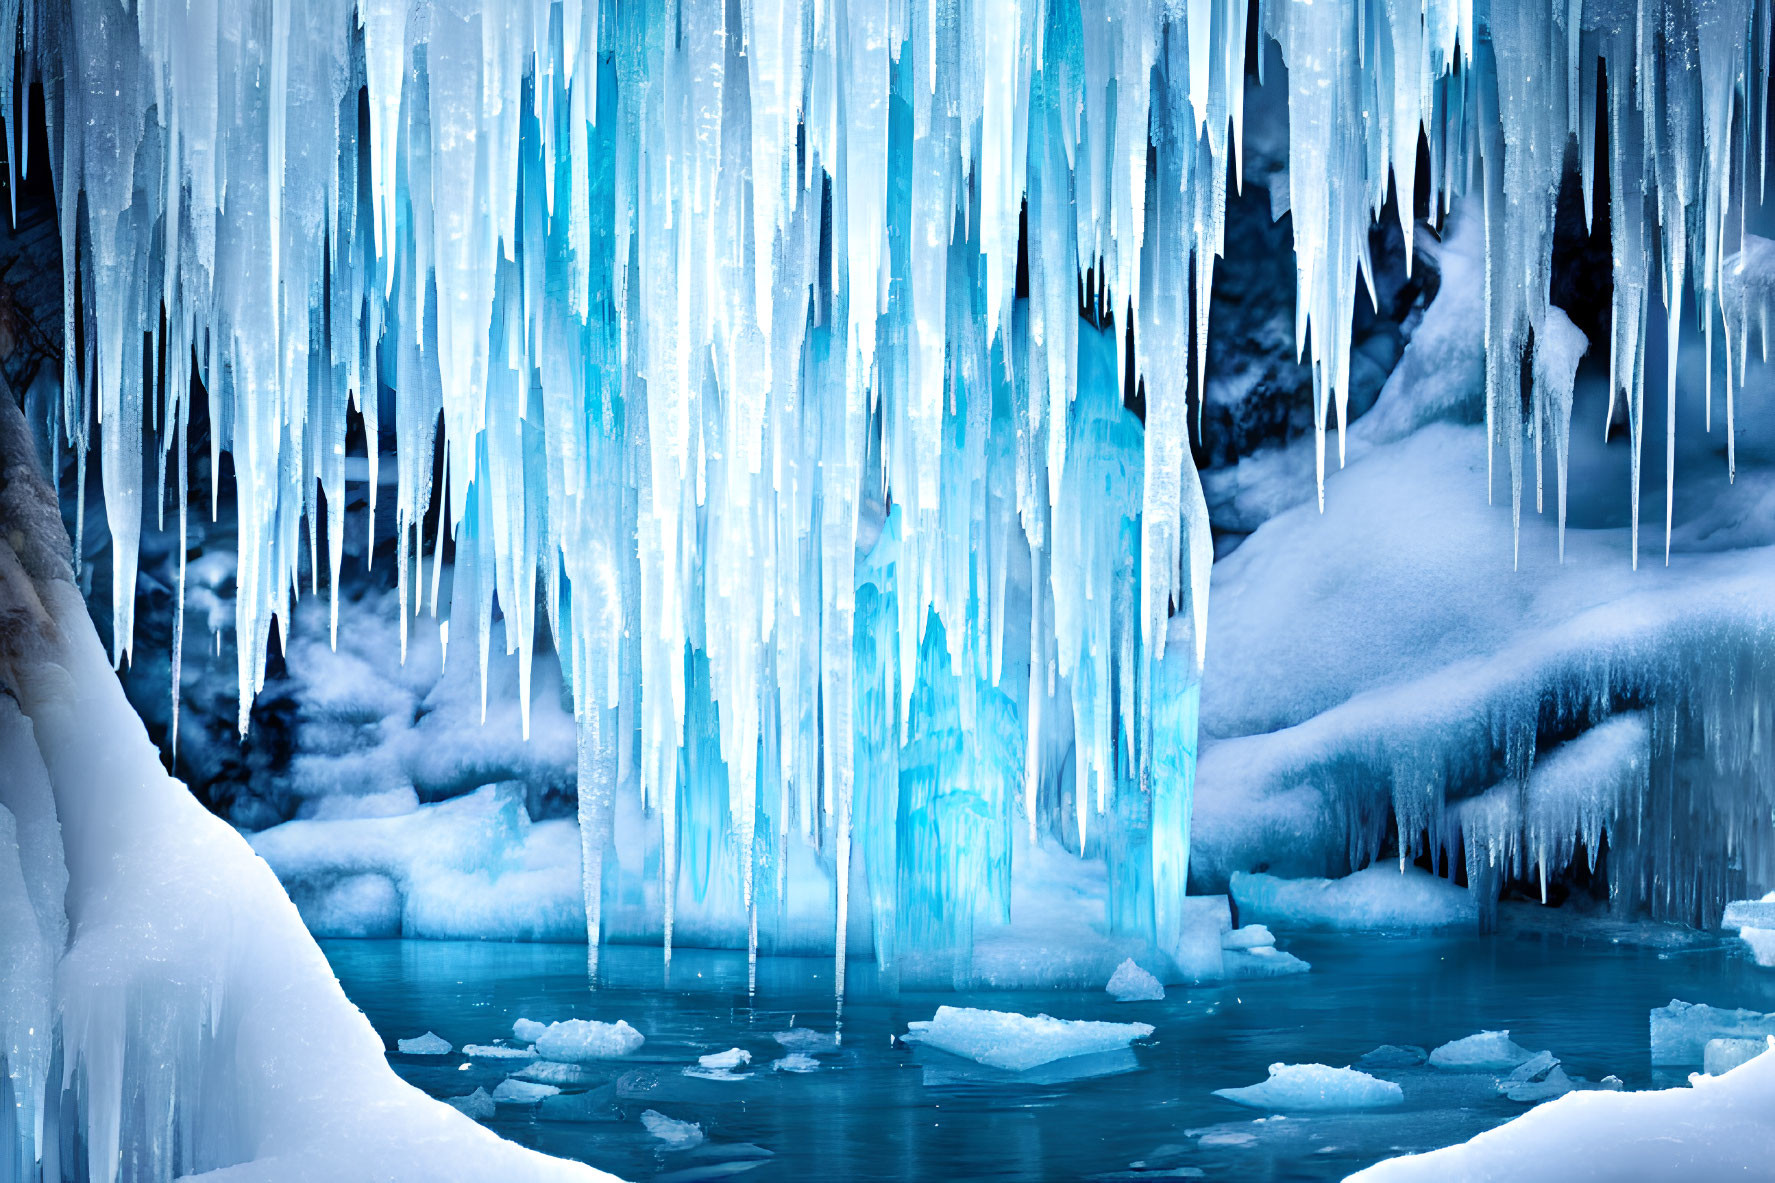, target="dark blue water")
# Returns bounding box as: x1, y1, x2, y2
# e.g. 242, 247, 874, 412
322, 921, 1773, 1182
